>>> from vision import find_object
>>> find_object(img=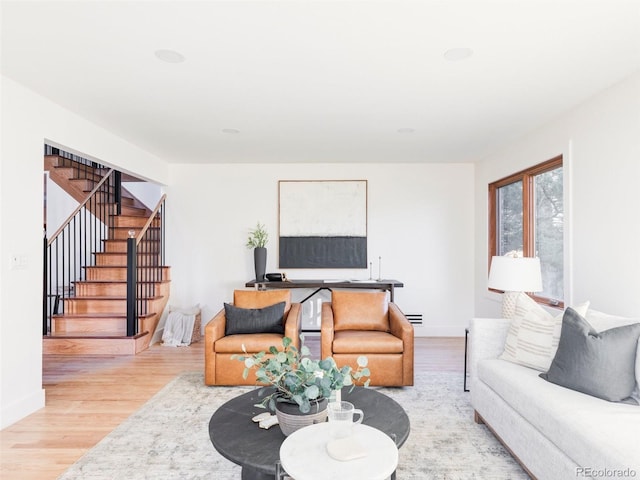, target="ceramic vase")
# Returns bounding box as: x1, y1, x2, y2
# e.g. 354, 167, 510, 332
275, 398, 328, 436
254, 247, 267, 281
